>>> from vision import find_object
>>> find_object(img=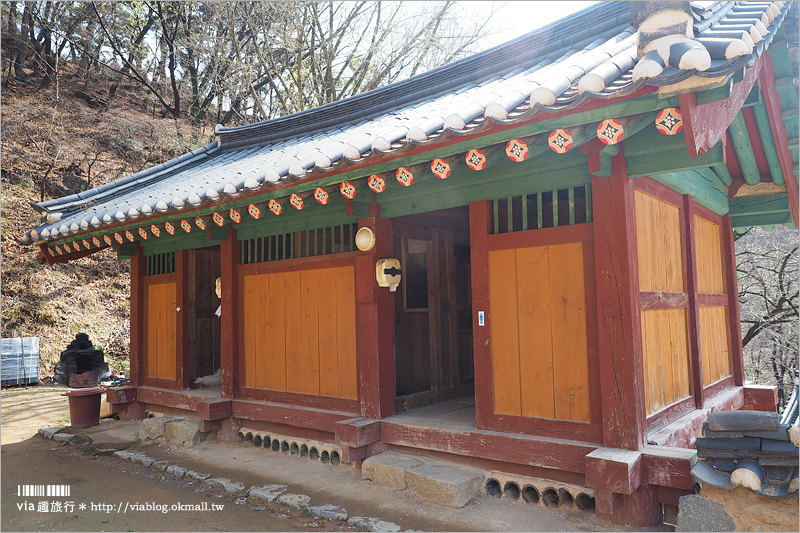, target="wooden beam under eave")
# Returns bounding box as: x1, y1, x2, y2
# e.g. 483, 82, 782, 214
679, 58, 763, 158
758, 53, 800, 227
38, 242, 108, 265
728, 112, 762, 186
751, 102, 787, 185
